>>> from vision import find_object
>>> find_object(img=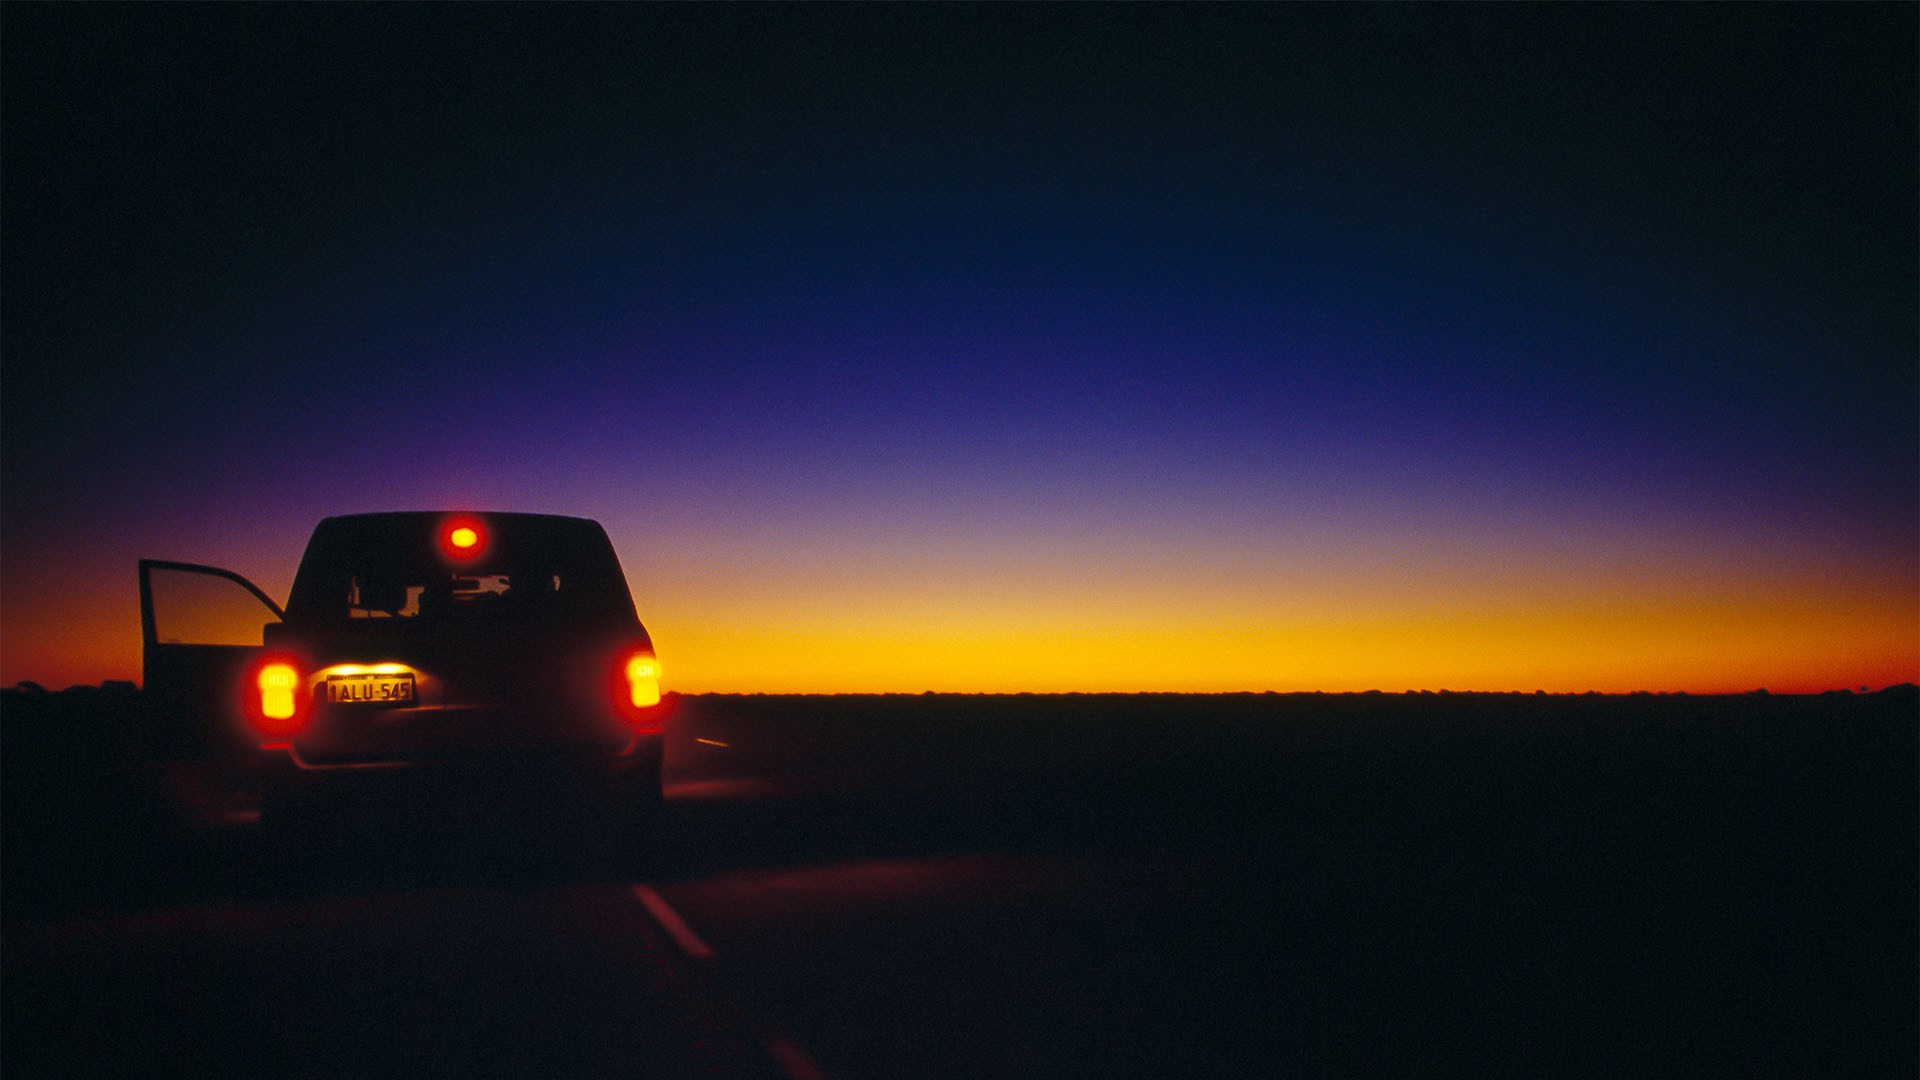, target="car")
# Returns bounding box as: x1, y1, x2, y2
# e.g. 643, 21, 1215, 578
139, 511, 666, 864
